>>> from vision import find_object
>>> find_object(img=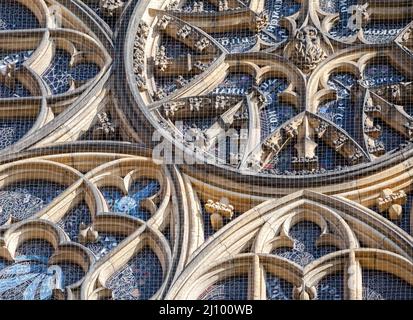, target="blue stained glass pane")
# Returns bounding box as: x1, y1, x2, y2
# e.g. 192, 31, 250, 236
316, 273, 345, 300
362, 63, 406, 88
16, 240, 54, 259
363, 20, 410, 44
58, 203, 92, 241
38, 275, 53, 300
263, 0, 300, 42
0, 180, 65, 226
0, 0, 40, 30
211, 31, 257, 53
60, 263, 85, 287
23, 274, 45, 300
101, 180, 160, 220
317, 73, 357, 136
259, 78, 293, 138
199, 276, 249, 300
0, 50, 33, 71
0, 118, 35, 151
42, 49, 100, 95
106, 249, 164, 300
85, 233, 126, 260
0, 240, 84, 300
362, 270, 413, 300
272, 221, 337, 267
214, 73, 254, 96
316, 139, 348, 171
0, 82, 31, 98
